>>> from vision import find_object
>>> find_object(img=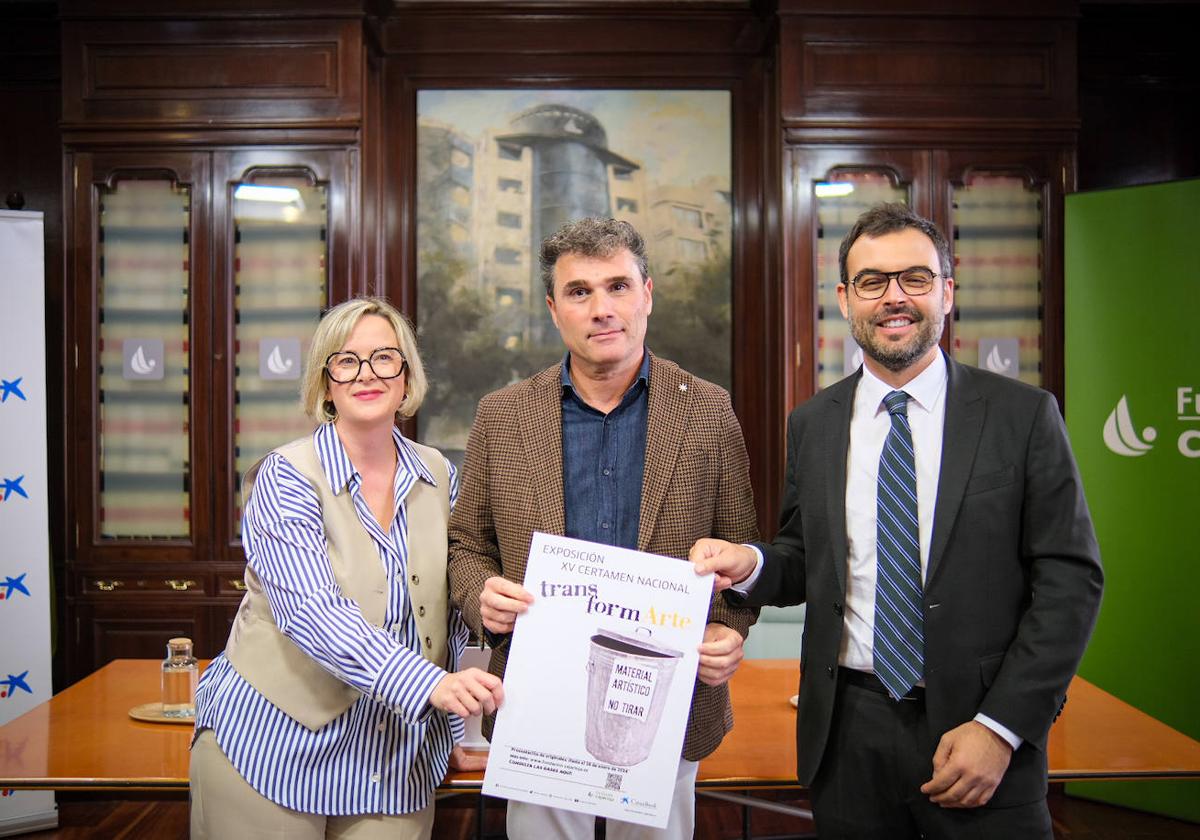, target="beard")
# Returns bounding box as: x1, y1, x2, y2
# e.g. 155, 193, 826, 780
848, 303, 944, 373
